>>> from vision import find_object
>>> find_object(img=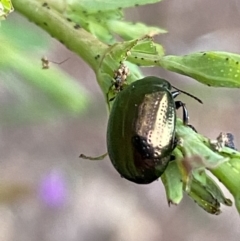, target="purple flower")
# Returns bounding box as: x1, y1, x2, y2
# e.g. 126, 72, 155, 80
38, 170, 68, 207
